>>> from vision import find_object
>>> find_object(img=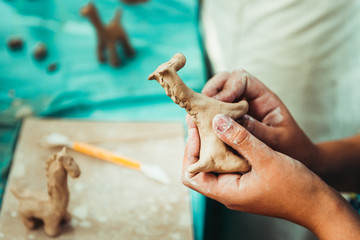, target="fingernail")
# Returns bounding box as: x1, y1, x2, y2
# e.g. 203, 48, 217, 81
213, 114, 231, 133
